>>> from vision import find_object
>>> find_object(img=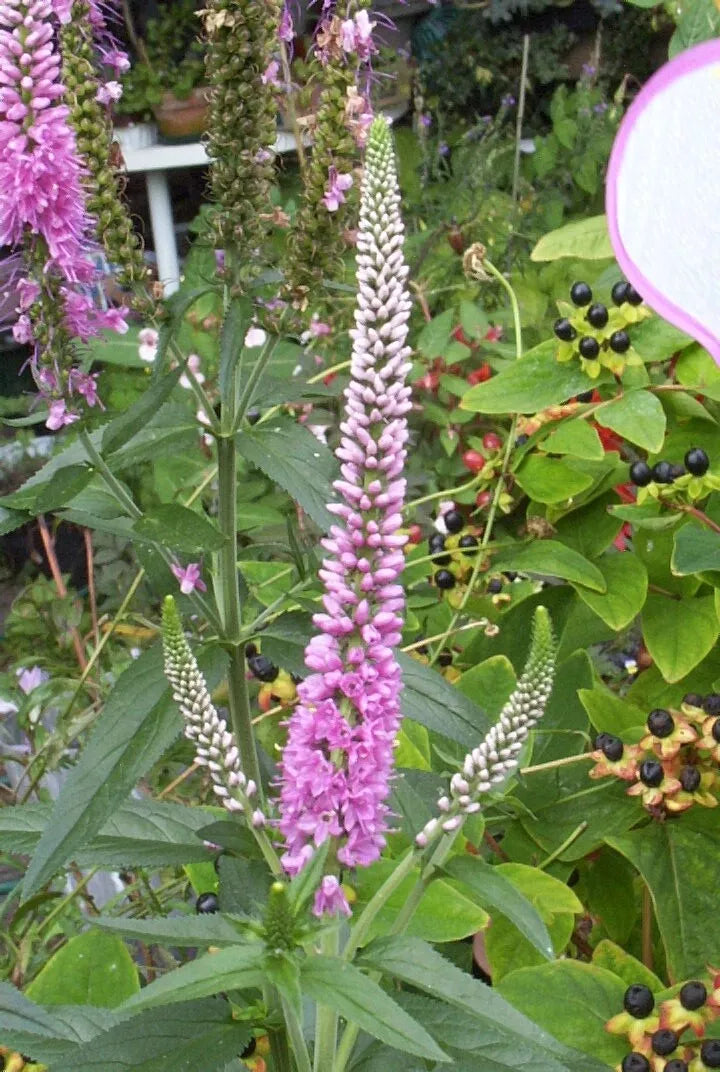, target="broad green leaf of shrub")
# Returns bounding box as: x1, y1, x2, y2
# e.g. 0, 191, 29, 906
498, 961, 628, 1066
578, 688, 647, 735
443, 856, 553, 960
608, 810, 720, 979
583, 856, 640, 947
642, 593, 719, 682
352, 859, 489, 943
398, 651, 490, 748
530, 215, 613, 262
592, 939, 664, 991
456, 654, 516, 717
301, 955, 449, 1063
484, 864, 582, 982
515, 456, 594, 504
596, 390, 666, 452
674, 344, 720, 401
461, 341, 611, 415
572, 554, 648, 630
26, 931, 138, 1008
493, 540, 606, 592
672, 523, 720, 575
542, 419, 605, 460
416, 308, 456, 359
